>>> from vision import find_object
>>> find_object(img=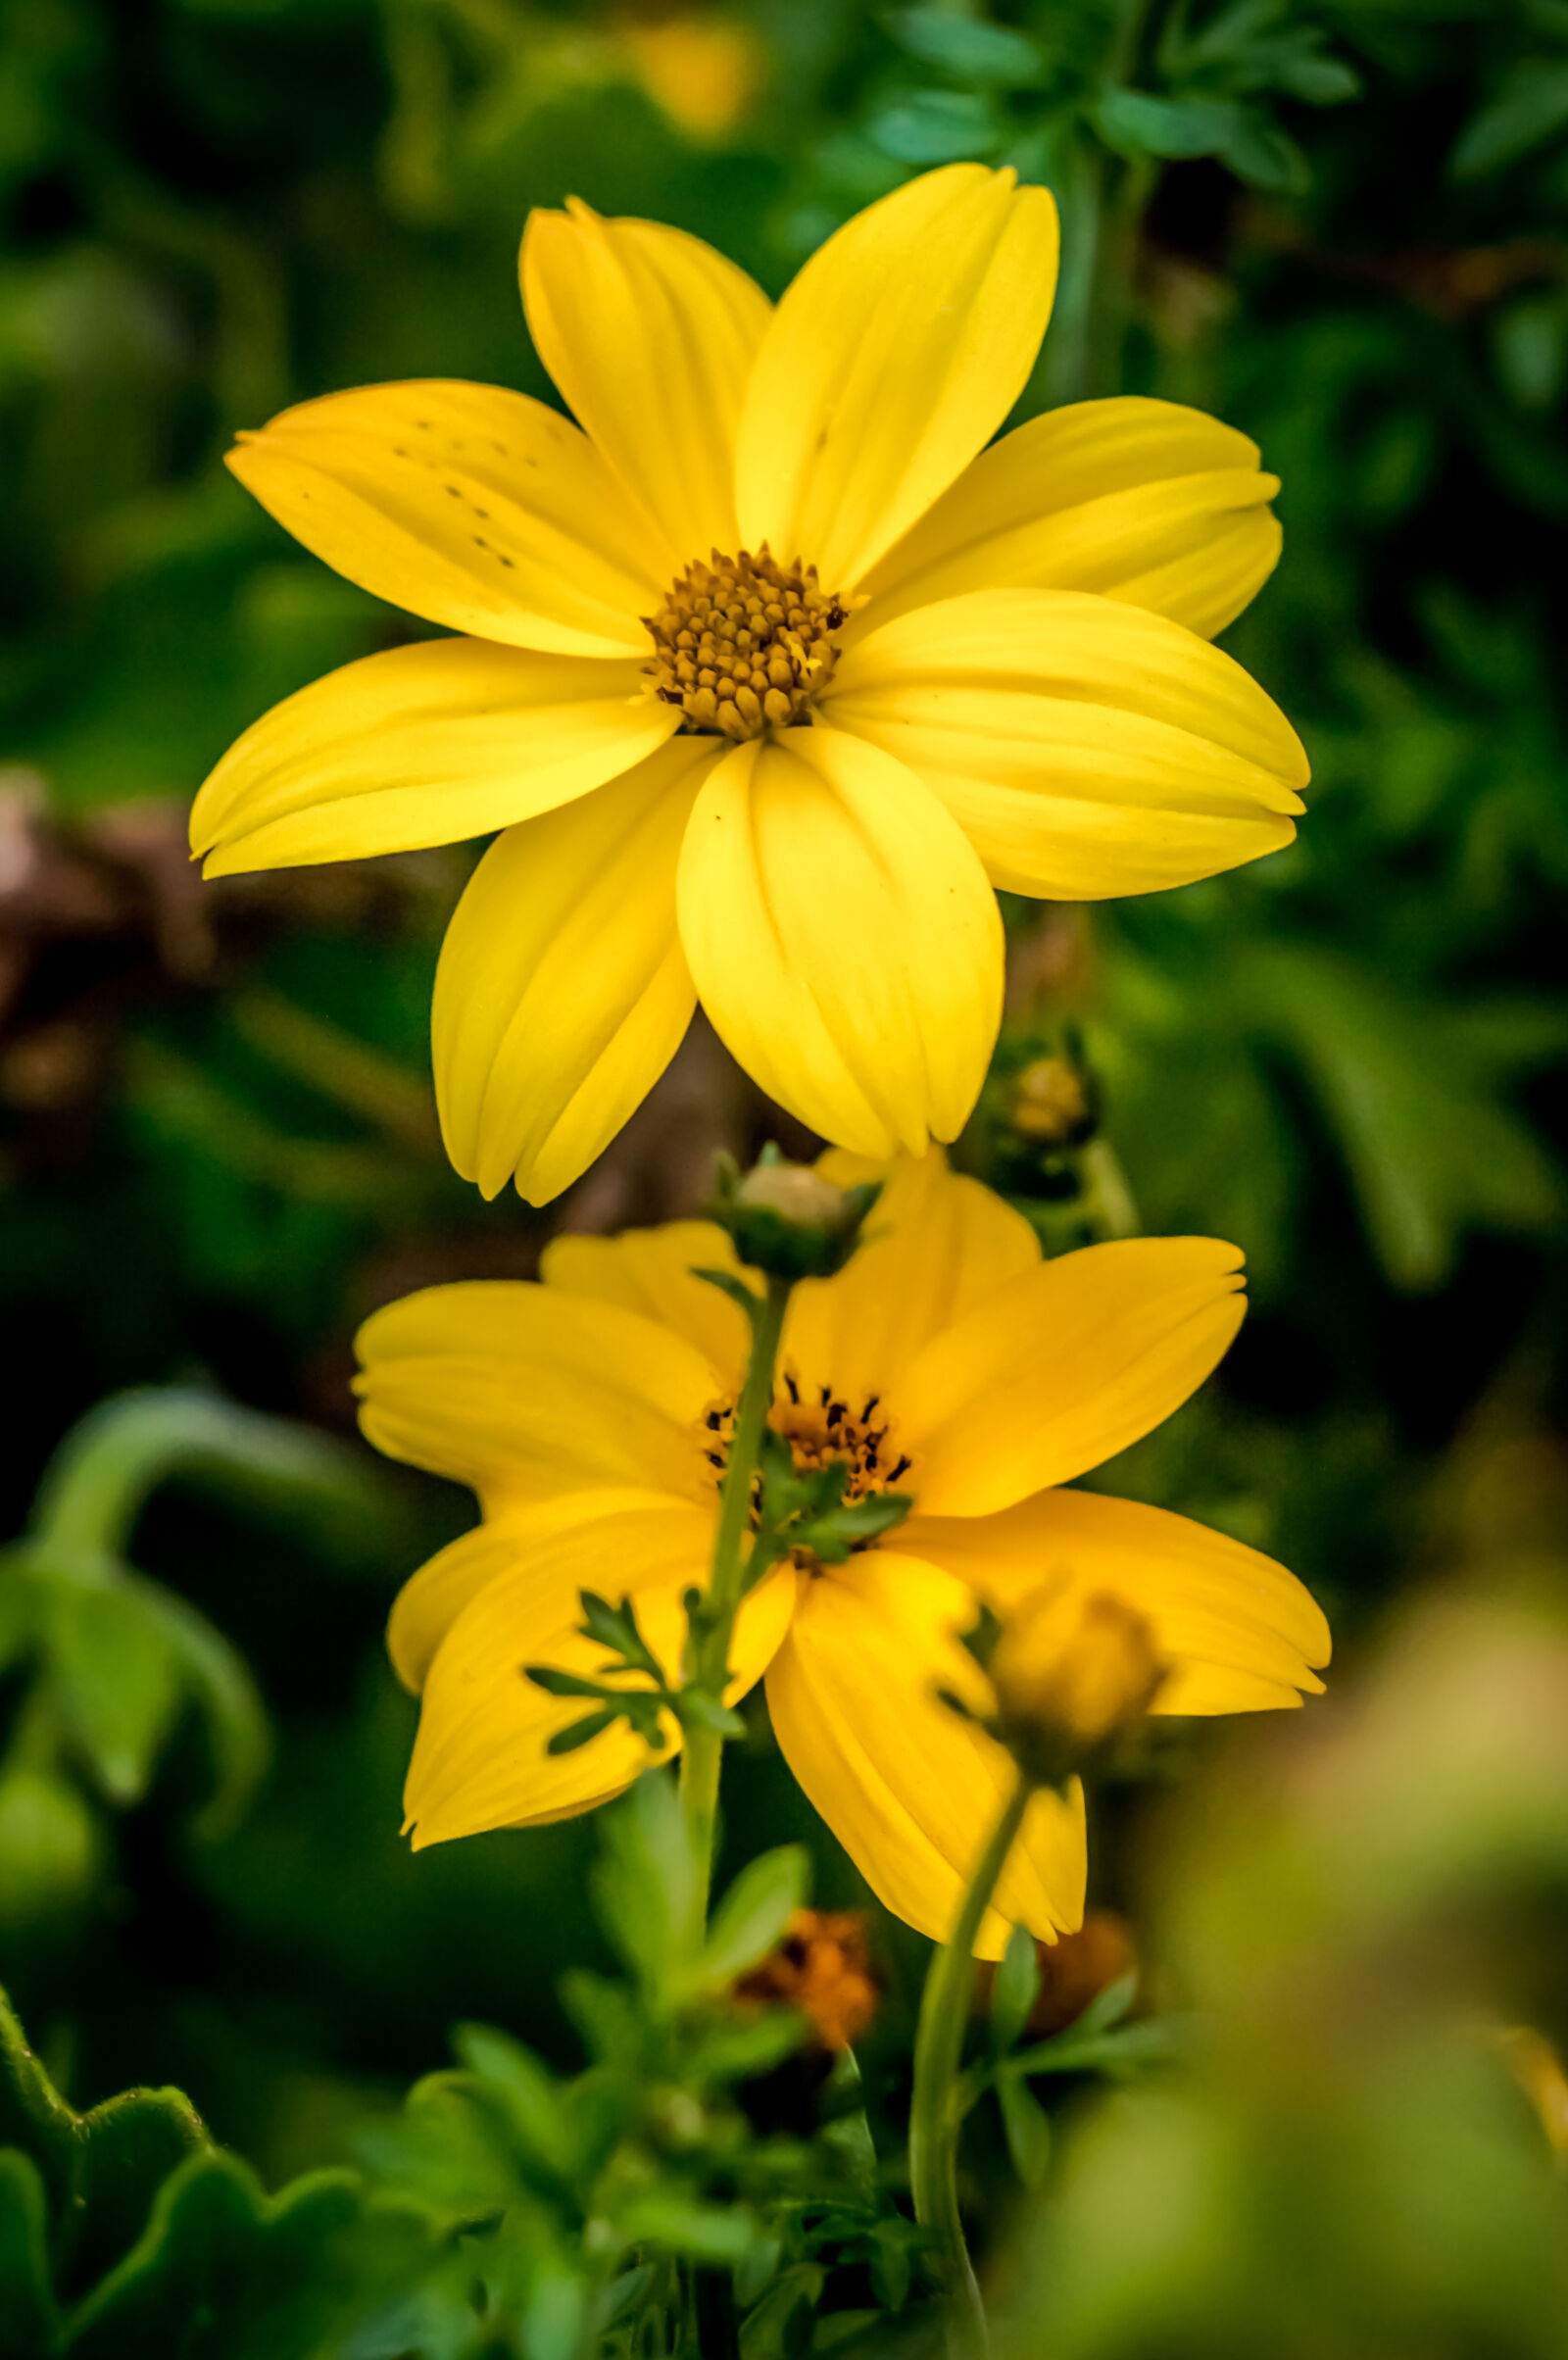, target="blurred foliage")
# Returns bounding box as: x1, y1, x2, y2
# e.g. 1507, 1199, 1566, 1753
1, 0, 1567, 2351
